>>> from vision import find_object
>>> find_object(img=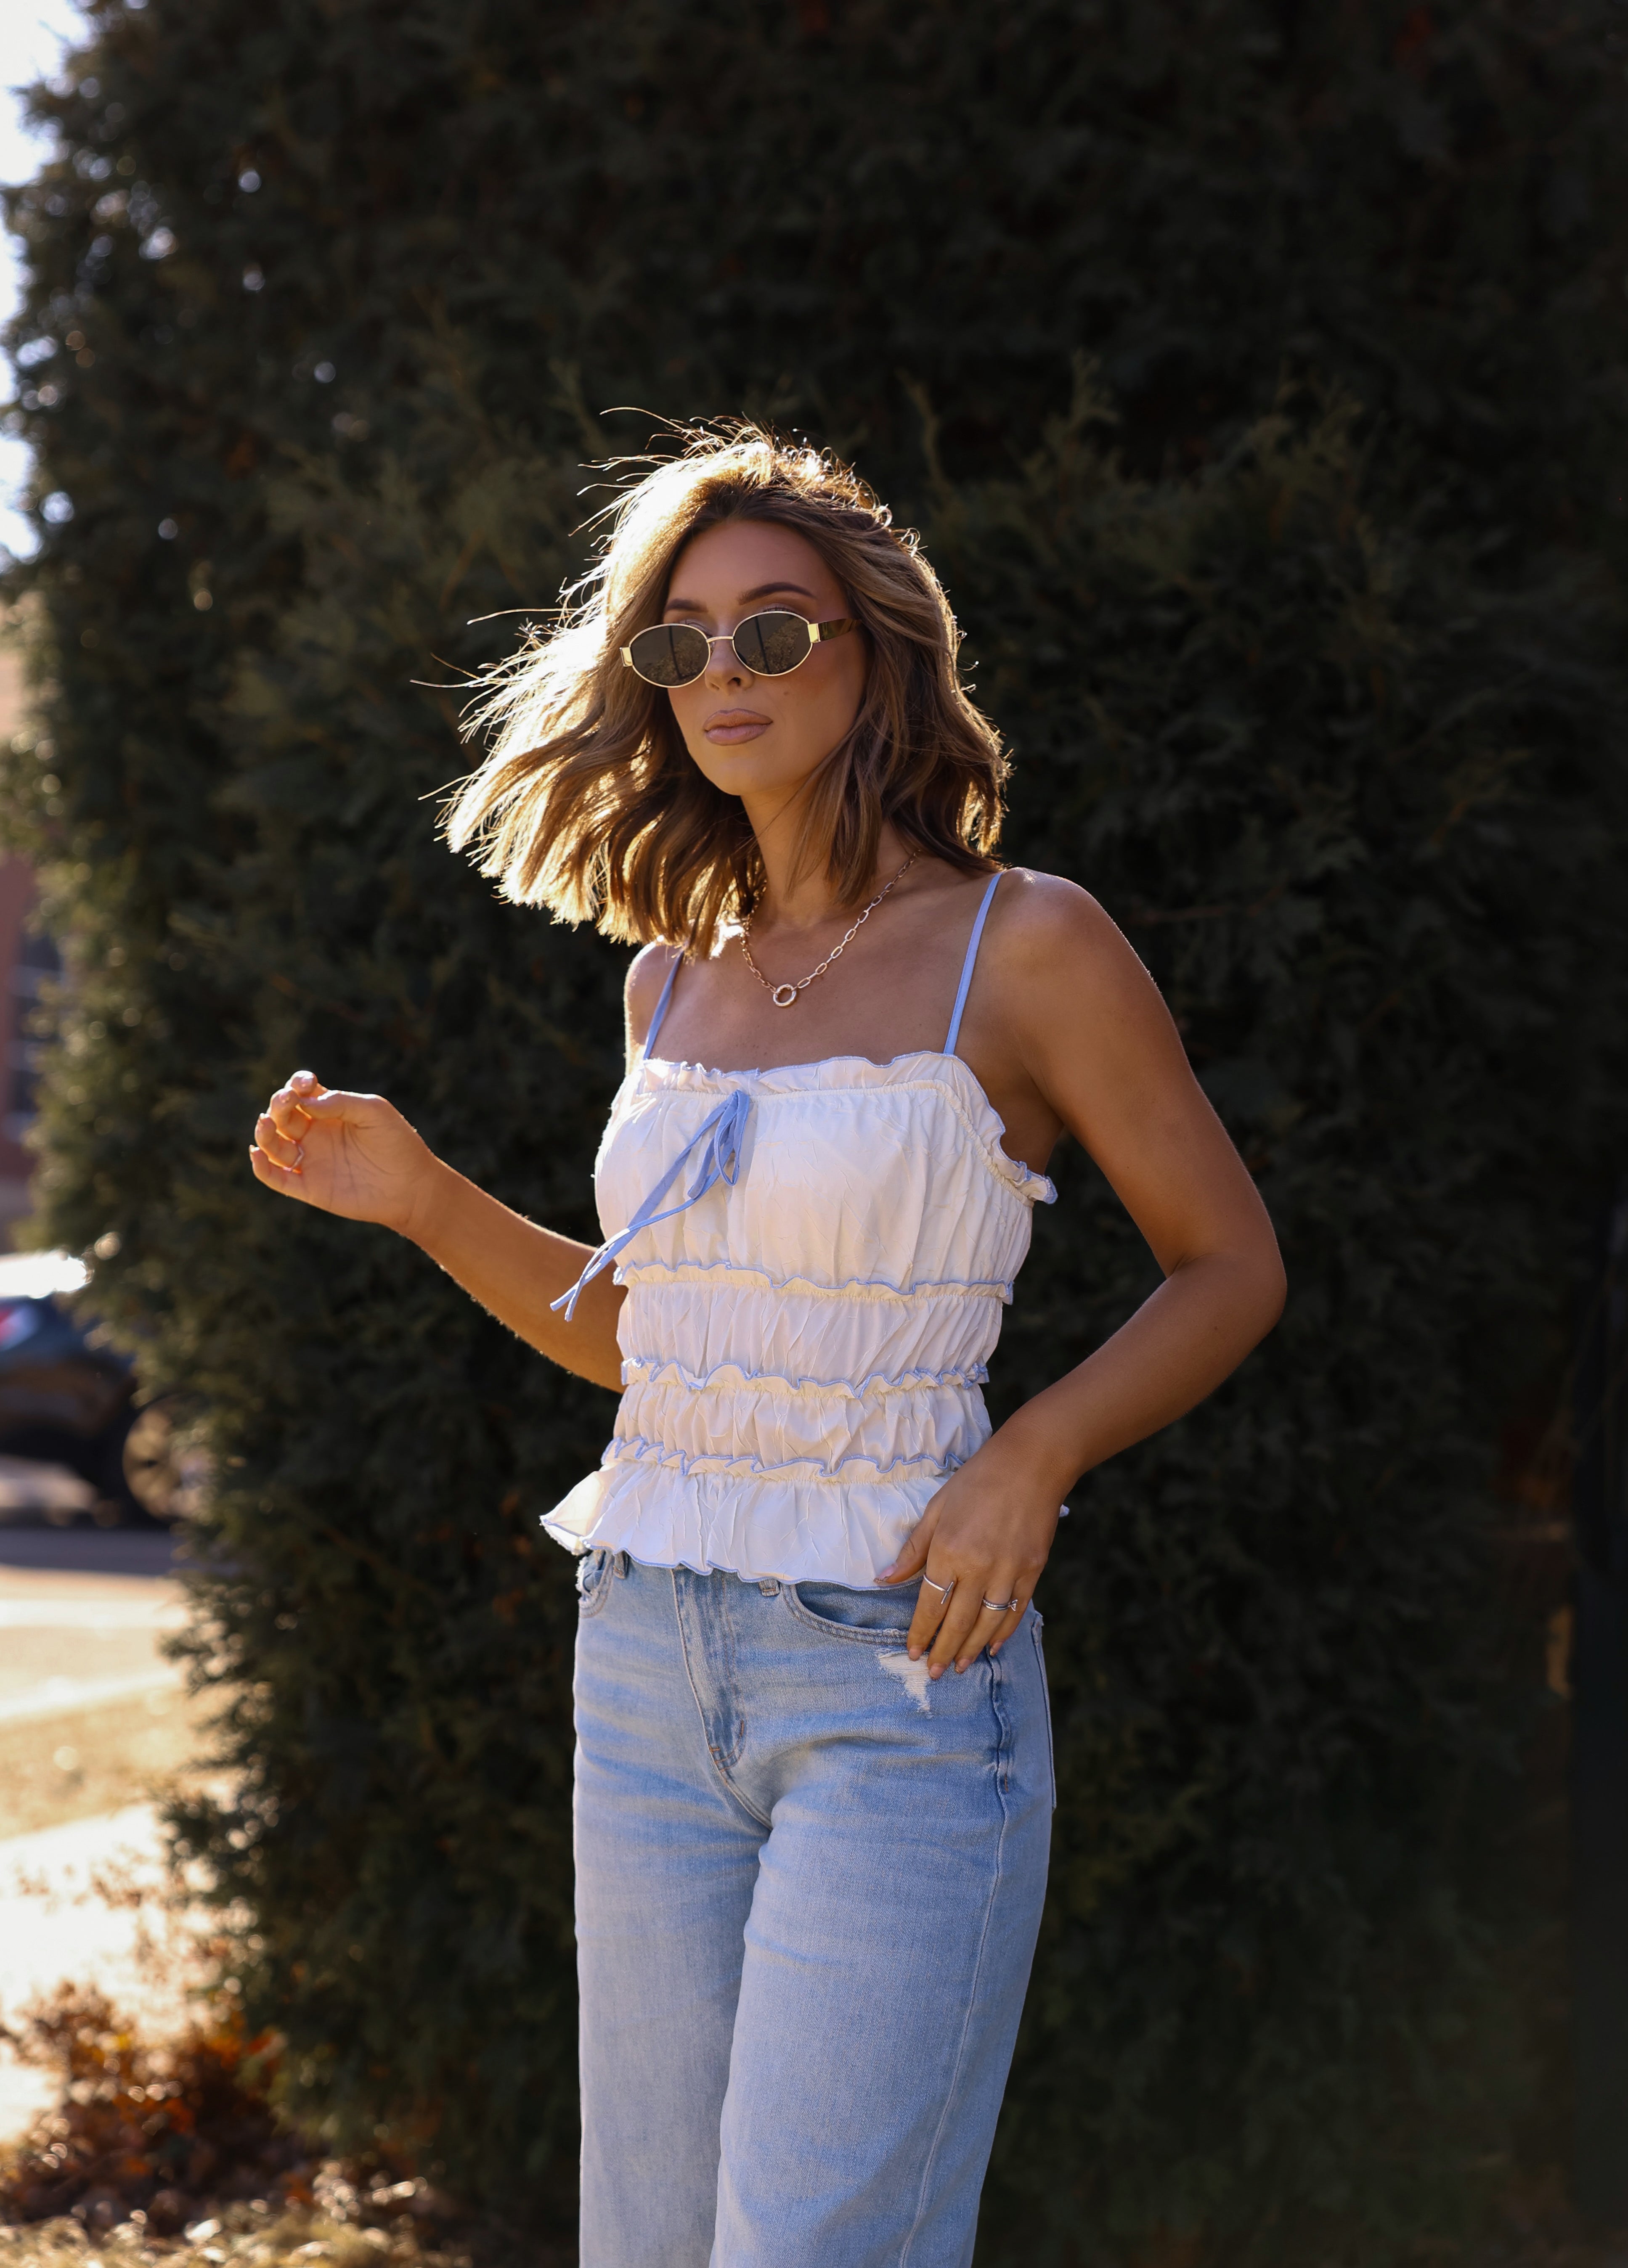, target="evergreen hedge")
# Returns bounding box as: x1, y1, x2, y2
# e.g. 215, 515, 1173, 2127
4, 1, 1626, 2257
